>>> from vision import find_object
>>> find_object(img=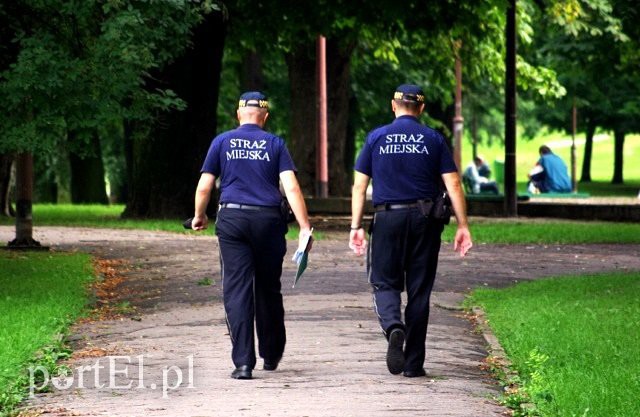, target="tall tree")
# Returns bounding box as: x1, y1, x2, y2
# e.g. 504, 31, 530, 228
524, 0, 633, 183
124, 8, 228, 217
0, 1, 218, 217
